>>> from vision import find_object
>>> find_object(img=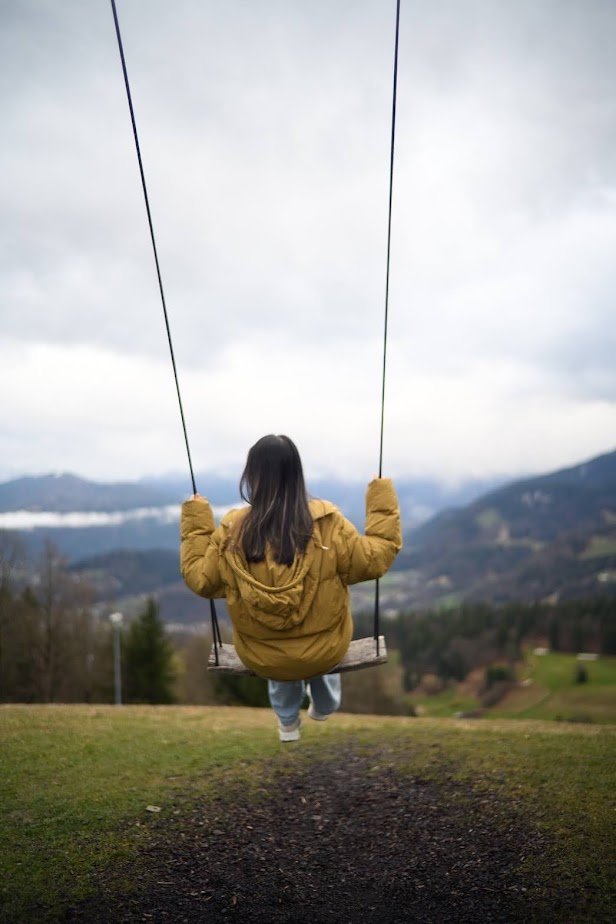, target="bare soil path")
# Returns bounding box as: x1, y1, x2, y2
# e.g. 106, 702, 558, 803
64, 741, 583, 923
